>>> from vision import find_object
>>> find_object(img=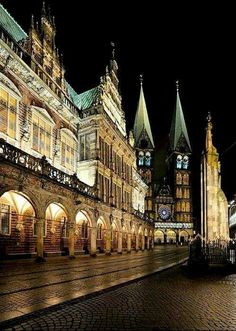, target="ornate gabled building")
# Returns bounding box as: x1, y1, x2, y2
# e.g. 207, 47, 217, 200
201, 112, 229, 242
133, 75, 155, 219
0, 4, 154, 260
154, 82, 193, 244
